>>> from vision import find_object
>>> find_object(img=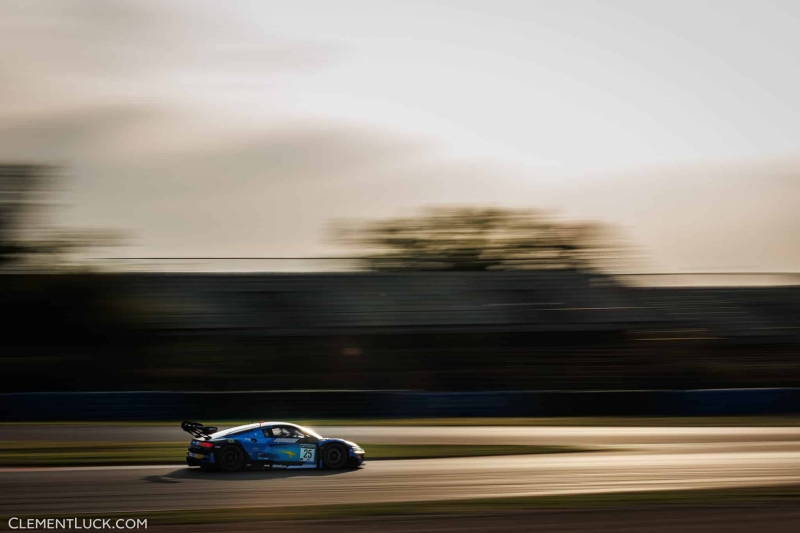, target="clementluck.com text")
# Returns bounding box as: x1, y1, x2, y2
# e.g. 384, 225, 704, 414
8, 517, 147, 530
